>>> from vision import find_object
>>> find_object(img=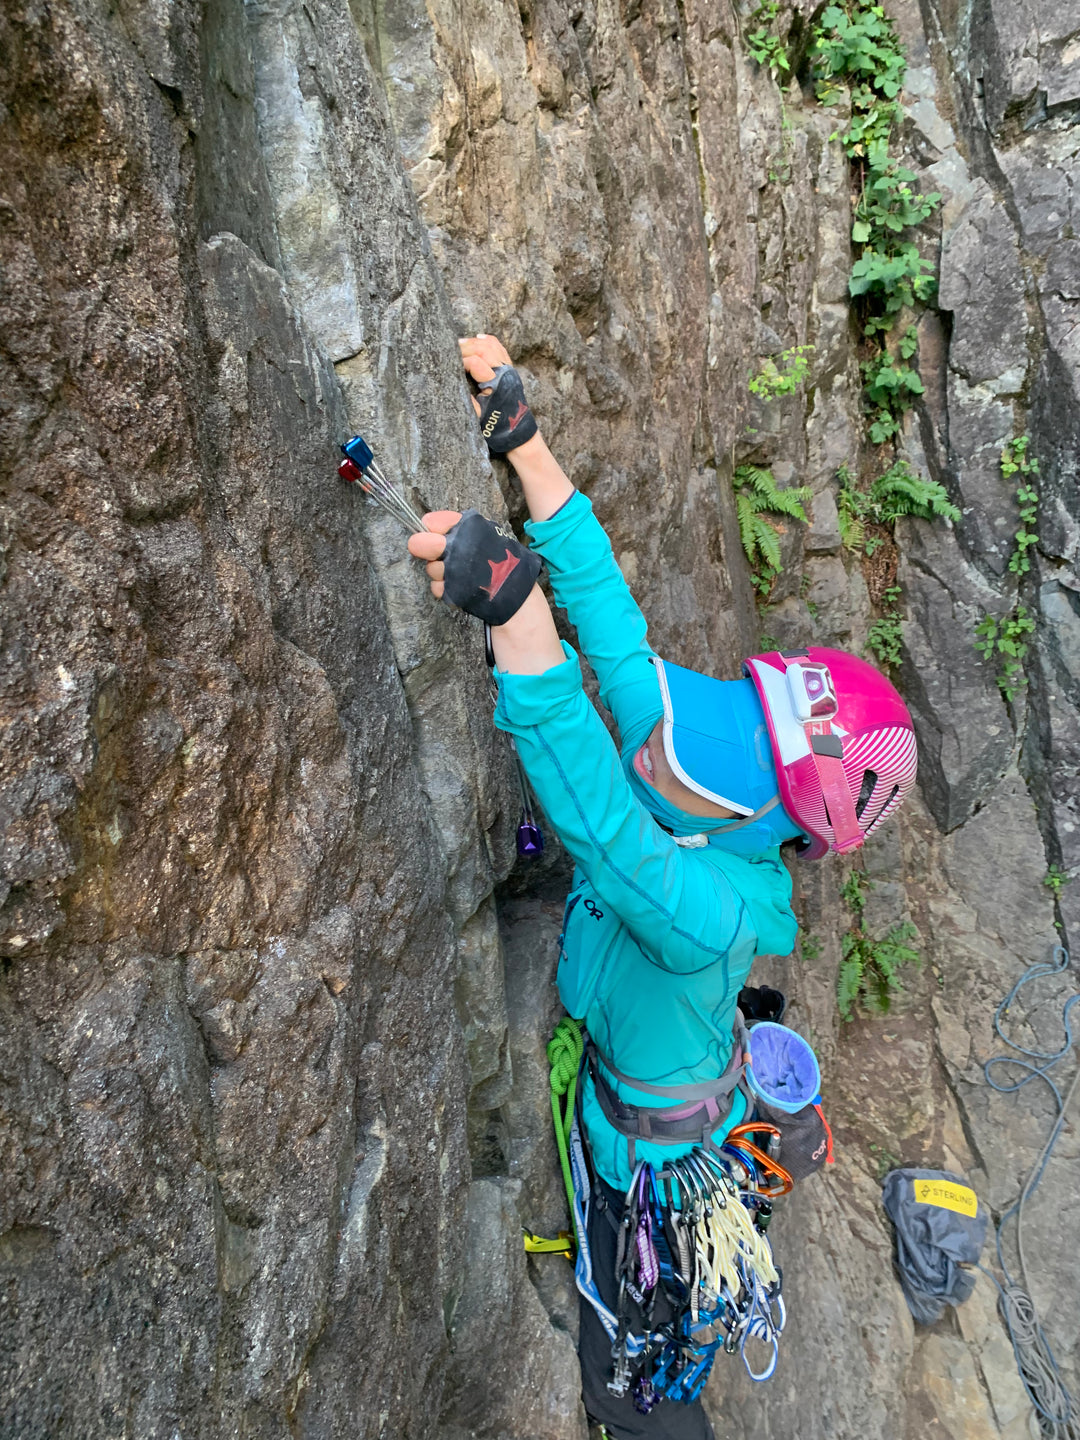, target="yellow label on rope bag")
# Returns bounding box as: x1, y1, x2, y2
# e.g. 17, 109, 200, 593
913, 1179, 978, 1217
